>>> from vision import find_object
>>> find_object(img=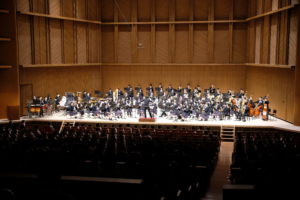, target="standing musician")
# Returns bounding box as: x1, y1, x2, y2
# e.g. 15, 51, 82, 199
142, 96, 153, 118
